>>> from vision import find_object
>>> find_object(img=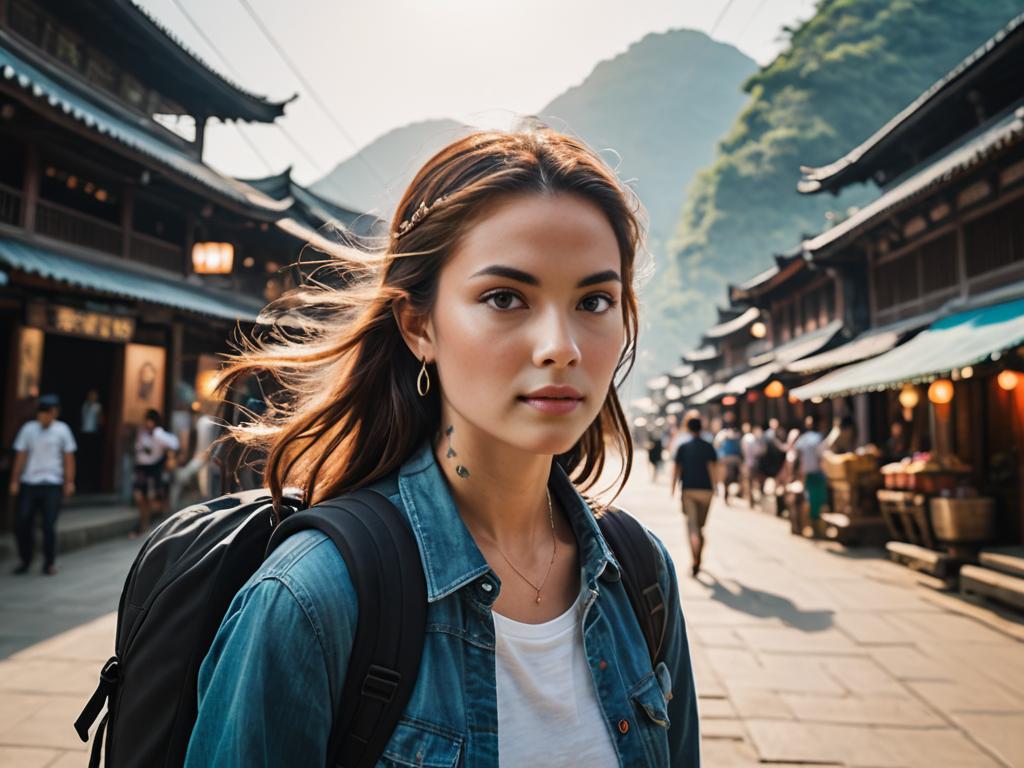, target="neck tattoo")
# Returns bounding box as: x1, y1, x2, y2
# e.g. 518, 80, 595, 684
444, 425, 470, 479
